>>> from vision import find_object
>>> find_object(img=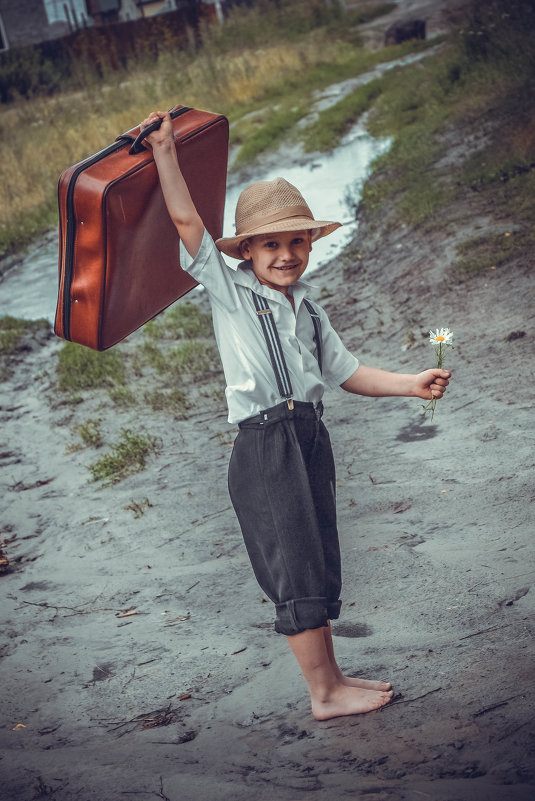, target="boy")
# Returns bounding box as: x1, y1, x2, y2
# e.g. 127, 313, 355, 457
140, 110, 451, 720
